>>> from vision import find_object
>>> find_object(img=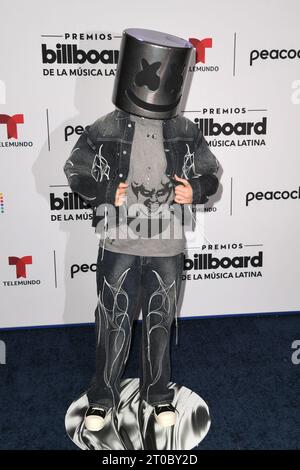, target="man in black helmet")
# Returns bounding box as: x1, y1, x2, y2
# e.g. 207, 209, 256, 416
64, 28, 219, 432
